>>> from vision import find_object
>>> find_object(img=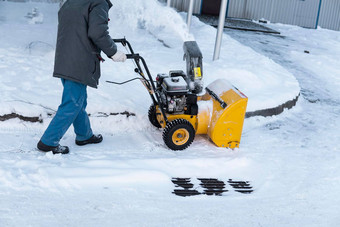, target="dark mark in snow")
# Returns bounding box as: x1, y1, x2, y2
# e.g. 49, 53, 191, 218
246, 94, 300, 118
0, 113, 42, 123
92, 111, 136, 118
0, 111, 136, 123
172, 178, 253, 197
